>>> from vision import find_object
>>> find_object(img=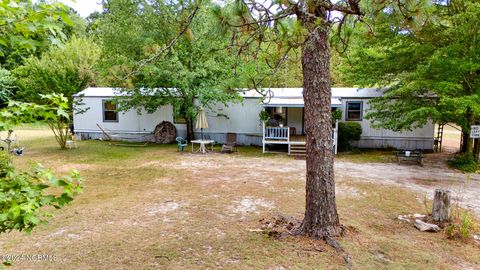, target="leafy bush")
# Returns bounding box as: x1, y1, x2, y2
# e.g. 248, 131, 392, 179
0, 151, 13, 178
448, 153, 479, 172
259, 110, 269, 123
0, 68, 17, 108
337, 122, 362, 151
0, 152, 82, 234
332, 110, 342, 121
0, 93, 74, 149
